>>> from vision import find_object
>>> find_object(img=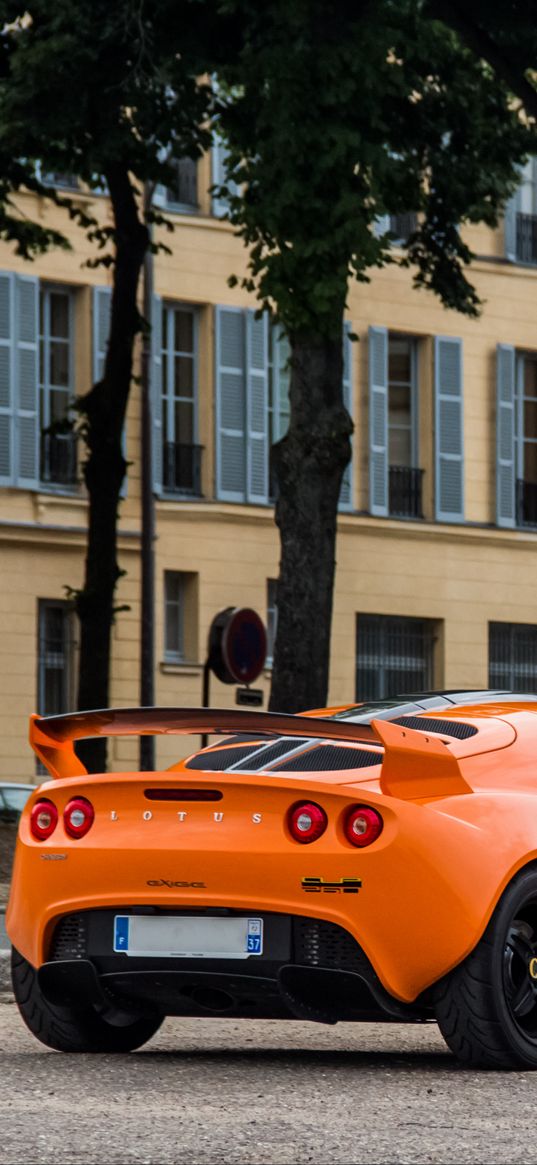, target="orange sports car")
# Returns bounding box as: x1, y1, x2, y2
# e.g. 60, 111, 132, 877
8, 690, 537, 1069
